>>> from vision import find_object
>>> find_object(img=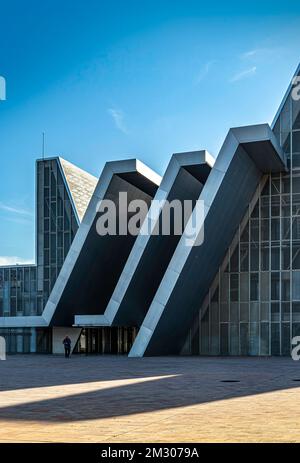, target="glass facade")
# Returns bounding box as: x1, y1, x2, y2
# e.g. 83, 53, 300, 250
36, 158, 79, 304
183, 71, 300, 356
0, 265, 42, 316
0, 158, 80, 353
76, 327, 137, 355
